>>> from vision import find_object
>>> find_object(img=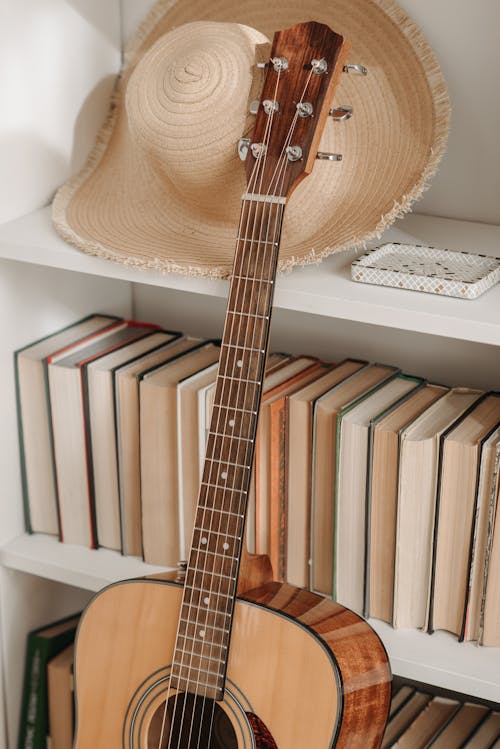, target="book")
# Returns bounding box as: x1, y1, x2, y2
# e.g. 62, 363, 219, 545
366, 384, 447, 621
48, 321, 157, 547
18, 614, 79, 749
14, 314, 120, 535
310, 363, 398, 597
462, 428, 500, 641
115, 336, 202, 557
140, 342, 220, 566
392, 697, 459, 748
254, 356, 318, 557
381, 691, 431, 749
287, 360, 373, 589
87, 329, 178, 550
480, 443, 500, 646
266, 362, 331, 577
461, 712, 500, 748
47, 643, 74, 749
429, 393, 500, 635
392, 388, 483, 629
335, 374, 421, 614
389, 686, 415, 719
177, 361, 219, 560
429, 702, 489, 748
